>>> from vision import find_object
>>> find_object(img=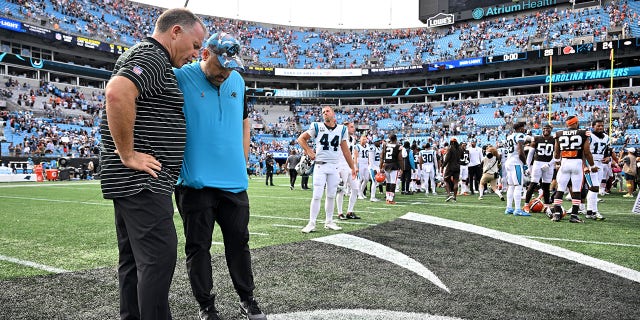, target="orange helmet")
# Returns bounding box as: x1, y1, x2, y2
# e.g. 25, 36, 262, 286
375, 172, 386, 183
